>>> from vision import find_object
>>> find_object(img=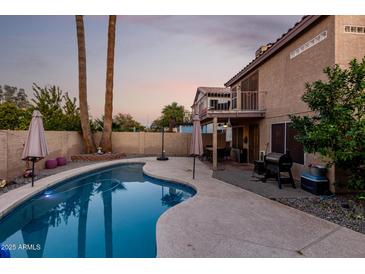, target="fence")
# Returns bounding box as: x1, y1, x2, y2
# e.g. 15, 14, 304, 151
0, 130, 84, 180
0, 130, 197, 180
